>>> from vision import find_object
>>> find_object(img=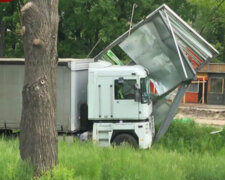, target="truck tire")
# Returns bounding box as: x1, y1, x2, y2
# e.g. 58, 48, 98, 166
112, 133, 138, 148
